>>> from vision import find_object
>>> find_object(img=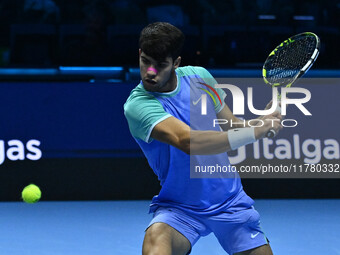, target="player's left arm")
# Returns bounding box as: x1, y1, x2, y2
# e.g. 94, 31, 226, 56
217, 101, 283, 132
